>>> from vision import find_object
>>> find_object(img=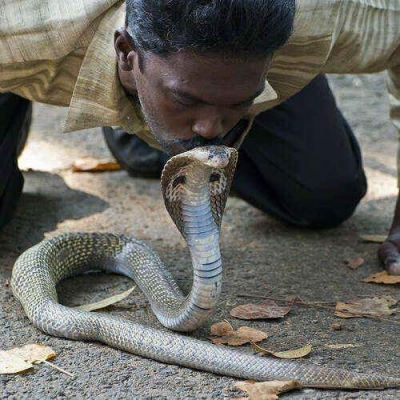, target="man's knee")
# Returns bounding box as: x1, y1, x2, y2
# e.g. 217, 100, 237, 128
287, 174, 367, 228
